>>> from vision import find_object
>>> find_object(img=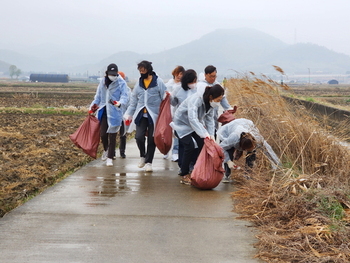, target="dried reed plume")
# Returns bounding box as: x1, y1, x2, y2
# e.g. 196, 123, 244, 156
225, 71, 350, 262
